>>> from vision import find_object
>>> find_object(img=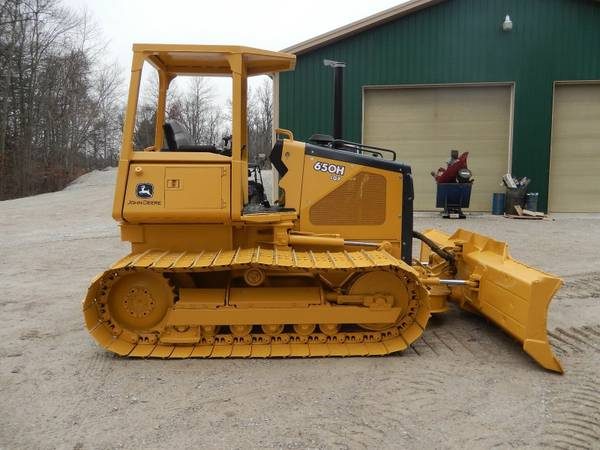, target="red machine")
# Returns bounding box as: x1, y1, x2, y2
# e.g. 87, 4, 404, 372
431, 150, 473, 218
